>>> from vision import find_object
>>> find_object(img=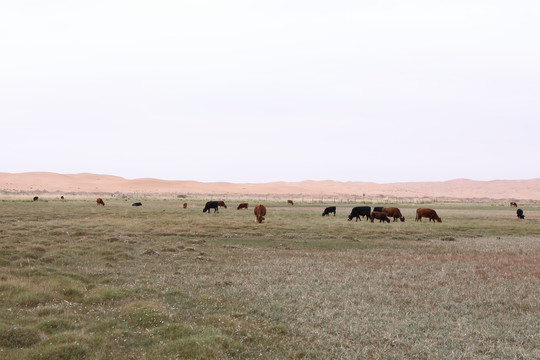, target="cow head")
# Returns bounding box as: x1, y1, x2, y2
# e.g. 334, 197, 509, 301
400, 216, 405, 222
